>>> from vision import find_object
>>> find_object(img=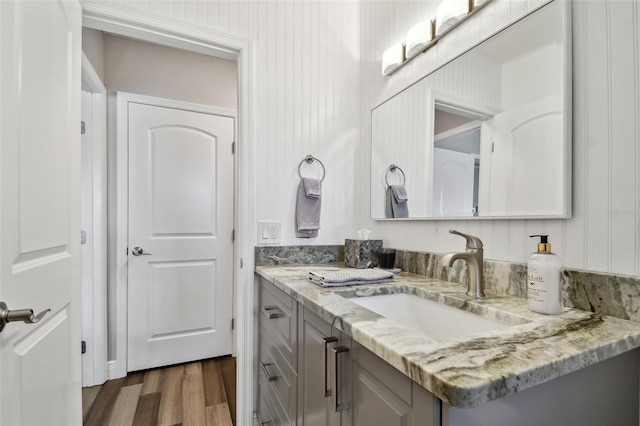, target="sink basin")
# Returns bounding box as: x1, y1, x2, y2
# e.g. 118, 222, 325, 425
349, 293, 511, 341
